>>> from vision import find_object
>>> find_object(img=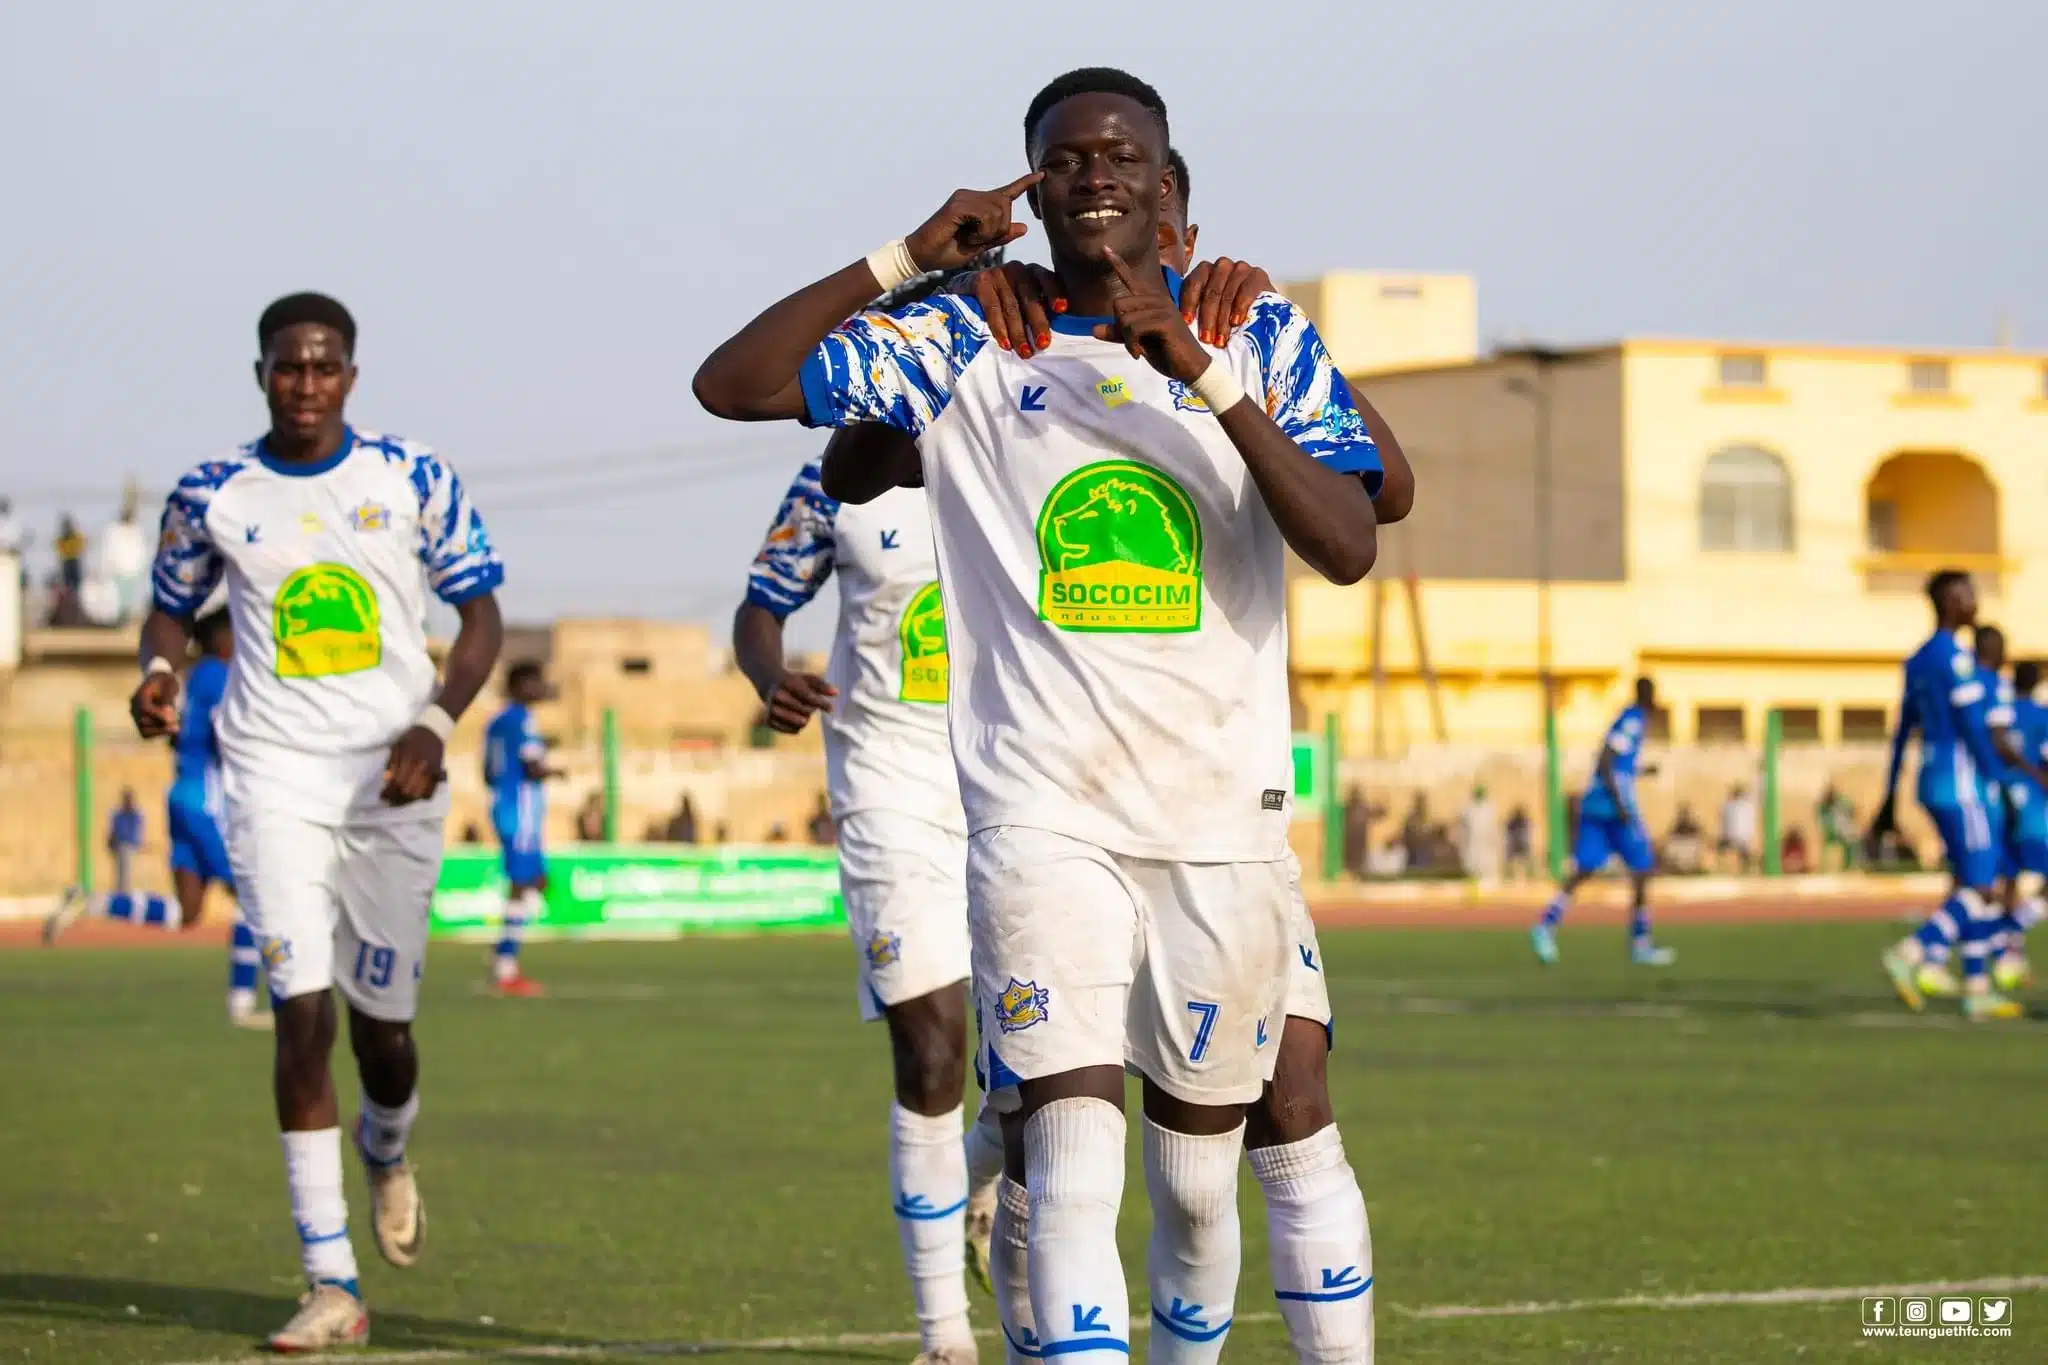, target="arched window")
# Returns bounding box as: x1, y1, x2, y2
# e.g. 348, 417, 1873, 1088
1700, 446, 1794, 551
